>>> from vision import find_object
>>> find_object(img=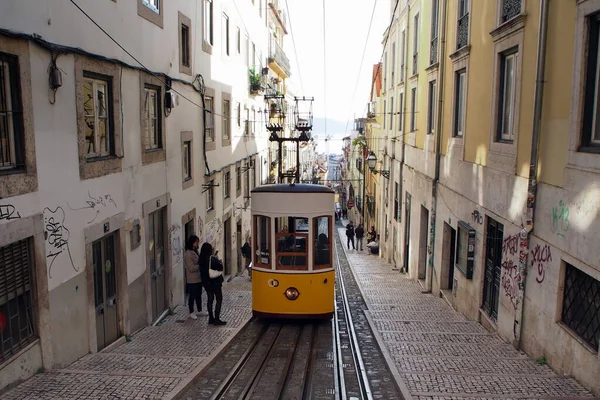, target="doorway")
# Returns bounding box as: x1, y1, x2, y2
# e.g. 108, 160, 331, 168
224, 218, 232, 276
236, 221, 242, 274
418, 205, 429, 280
483, 217, 503, 320
441, 223, 456, 291
93, 233, 120, 351
404, 192, 412, 273
148, 208, 167, 322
